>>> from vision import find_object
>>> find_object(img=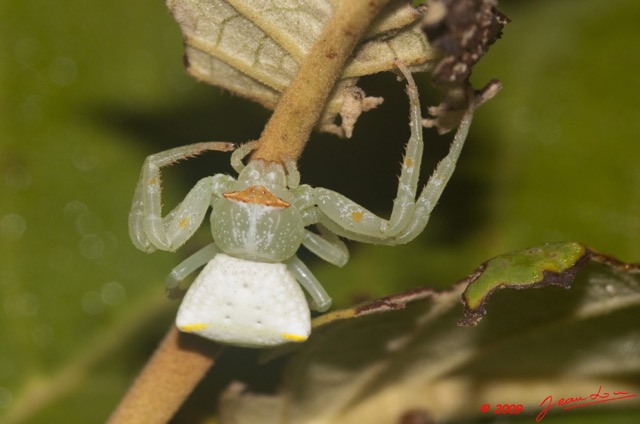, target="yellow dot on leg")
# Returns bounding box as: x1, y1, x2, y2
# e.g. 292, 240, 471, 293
179, 217, 189, 228
351, 211, 363, 222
